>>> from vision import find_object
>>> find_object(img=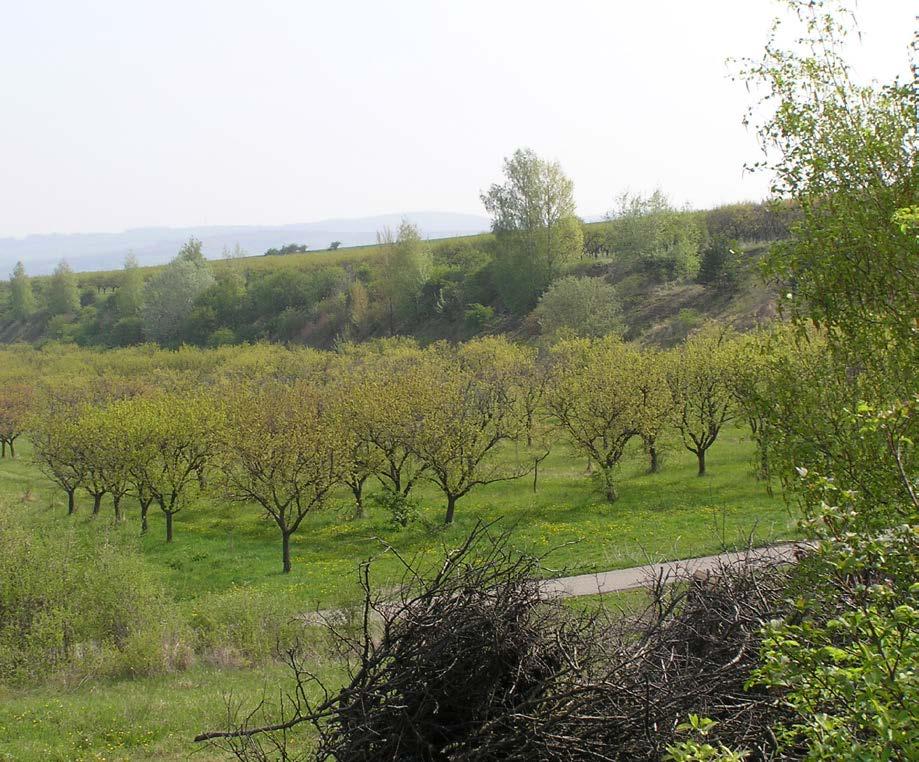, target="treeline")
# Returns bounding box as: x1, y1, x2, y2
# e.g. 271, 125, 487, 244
0, 325, 799, 573
0, 170, 792, 351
